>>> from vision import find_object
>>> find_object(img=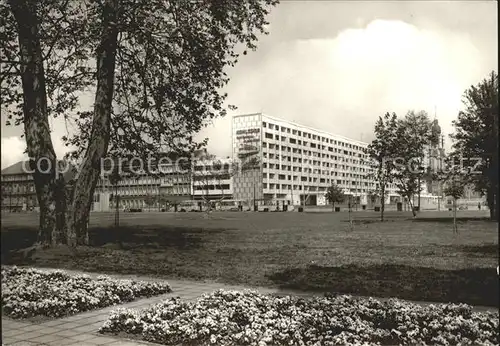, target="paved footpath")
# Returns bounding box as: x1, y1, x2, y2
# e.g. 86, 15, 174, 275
1, 269, 311, 346
1, 268, 497, 346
